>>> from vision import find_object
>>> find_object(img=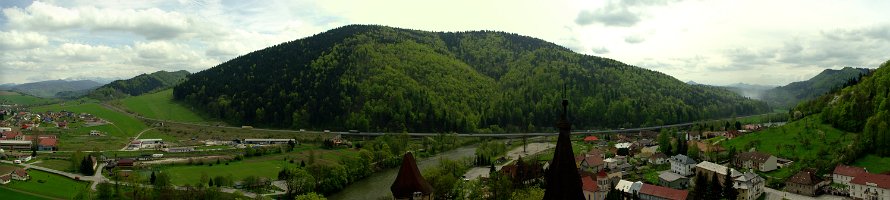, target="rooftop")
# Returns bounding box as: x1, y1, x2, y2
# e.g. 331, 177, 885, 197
696, 161, 741, 177
658, 171, 685, 182
851, 173, 890, 189
787, 168, 821, 185
640, 184, 689, 200
833, 164, 867, 177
